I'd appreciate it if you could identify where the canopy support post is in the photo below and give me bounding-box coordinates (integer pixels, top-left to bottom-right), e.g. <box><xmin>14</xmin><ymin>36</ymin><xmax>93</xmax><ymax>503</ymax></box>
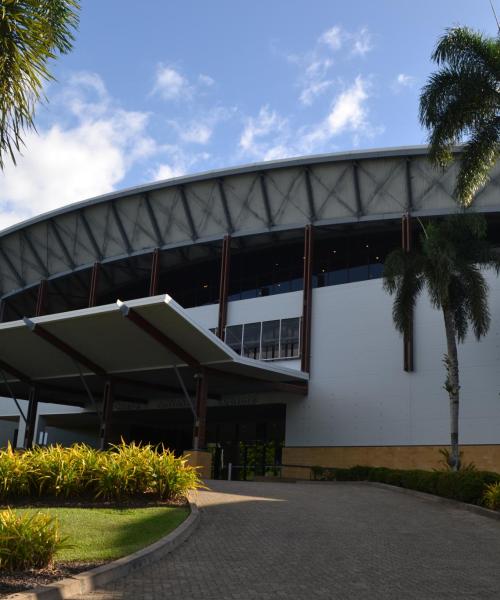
<box><xmin>193</xmin><ymin>368</ymin><xmax>207</xmax><ymax>450</ymax></box>
<box><xmin>35</xmin><ymin>279</ymin><xmax>48</xmax><ymax>316</ymax></box>
<box><xmin>88</xmin><ymin>262</ymin><xmax>100</xmax><ymax>308</ymax></box>
<box><xmin>100</xmin><ymin>380</ymin><xmax>113</xmax><ymax>450</ymax></box>
<box><xmin>24</xmin><ymin>387</ymin><xmax>38</xmax><ymax>448</ymax></box>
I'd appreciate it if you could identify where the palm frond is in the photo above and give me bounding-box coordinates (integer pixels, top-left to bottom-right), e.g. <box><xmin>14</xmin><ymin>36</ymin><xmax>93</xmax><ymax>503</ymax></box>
<box><xmin>432</xmin><ymin>27</ymin><xmax>500</xmax><ymax>75</ymax></box>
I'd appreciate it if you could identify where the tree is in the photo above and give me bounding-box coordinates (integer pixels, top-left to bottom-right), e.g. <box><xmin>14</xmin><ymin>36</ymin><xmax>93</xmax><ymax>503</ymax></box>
<box><xmin>0</xmin><ymin>0</ymin><xmax>80</xmax><ymax>169</ymax></box>
<box><xmin>419</xmin><ymin>26</ymin><xmax>500</xmax><ymax>206</ymax></box>
<box><xmin>383</xmin><ymin>214</ymin><xmax>500</xmax><ymax>470</ymax></box>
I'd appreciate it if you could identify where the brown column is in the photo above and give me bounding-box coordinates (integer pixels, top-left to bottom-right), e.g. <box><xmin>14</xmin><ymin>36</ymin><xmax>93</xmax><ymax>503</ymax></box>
<box><xmin>193</xmin><ymin>368</ymin><xmax>208</xmax><ymax>449</ymax></box>
<box><xmin>402</xmin><ymin>214</ymin><xmax>414</xmax><ymax>372</ymax></box>
<box><xmin>149</xmin><ymin>248</ymin><xmax>160</xmax><ymax>296</ymax></box>
<box><xmin>88</xmin><ymin>262</ymin><xmax>100</xmax><ymax>308</ymax></box>
<box><xmin>24</xmin><ymin>387</ymin><xmax>38</xmax><ymax>448</ymax></box>
<box><xmin>217</xmin><ymin>235</ymin><xmax>231</xmax><ymax>339</ymax></box>
<box><xmin>35</xmin><ymin>279</ymin><xmax>48</xmax><ymax>316</ymax></box>
<box><xmin>100</xmin><ymin>380</ymin><xmax>114</xmax><ymax>449</ymax></box>
<box><xmin>300</xmin><ymin>225</ymin><xmax>314</xmax><ymax>373</ymax></box>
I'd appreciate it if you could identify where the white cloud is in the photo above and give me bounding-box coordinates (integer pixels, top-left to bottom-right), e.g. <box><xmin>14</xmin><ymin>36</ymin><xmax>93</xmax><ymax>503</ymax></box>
<box><xmin>351</xmin><ymin>27</ymin><xmax>372</xmax><ymax>56</ymax></box>
<box><xmin>320</xmin><ymin>26</ymin><xmax>343</xmax><ymax>51</ymax></box>
<box><xmin>198</xmin><ymin>74</ymin><xmax>215</xmax><ymax>87</ymax></box>
<box><xmin>152</xmin><ymin>163</ymin><xmax>186</xmax><ymax>181</ymax></box>
<box><xmin>0</xmin><ymin>73</ymin><xmax>158</xmax><ymax>229</ymax></box>
<box><xmin>300</xmin><ymin>79</ymin><xmax>334</xmax><ymax>107</ymax></box>
<box><xmin>239</xmin><ymin>106</ymin><xmax>288</xmax><ymax>159</ymax></box>
<box><xmin>392</xmin><ymin>73</ymin><xmax>416</xmax><ymax>92</ymax></box>
<box><xmin>238</xmin><ymin>76</ymin><xmax>382</xmax><ymax>162</ymax></box>
<box><xmin>179</xmin><ymin>123</ymin><xmax>213</xmax><ymax>144</ymax></box>
<box><xmin>301</xmin><ymin>76</ymin><xmax>381</xmax><ymax>151</ymax></box>
<box><xmin>152</xmin><ymin>64</ymin><xmax>192</xmax><ymax>100</ymax></box>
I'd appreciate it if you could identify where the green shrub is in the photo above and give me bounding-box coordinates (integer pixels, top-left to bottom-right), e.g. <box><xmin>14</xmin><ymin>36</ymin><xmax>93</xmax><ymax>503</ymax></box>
<box><xmin>483</xmin><ymin>482</ymin><xmax>500</xmax><ymax>510</ymax></box>
<box><xmin>0</xmin><ymin>442</ymin><xmax>200</xmax><ymax>502</ymax></box>
<box><xmin>0</xmin><ymin>509</ymin><xmax>66</xmax><ymax>571</ymax></box>
<box><xmin>310</xmin><ymin>463</ymin><xmax>500</xmax><ymax>506</ymax></box>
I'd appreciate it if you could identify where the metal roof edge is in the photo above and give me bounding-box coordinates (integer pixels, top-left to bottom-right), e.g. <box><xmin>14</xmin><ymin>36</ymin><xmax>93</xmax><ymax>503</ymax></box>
<box><xmin>0</xmin><ymin>144</ymin><xmax>450</xmax><ymax>239</ymax></box>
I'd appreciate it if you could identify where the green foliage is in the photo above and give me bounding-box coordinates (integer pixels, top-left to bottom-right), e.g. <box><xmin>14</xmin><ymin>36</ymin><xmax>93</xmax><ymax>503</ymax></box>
<box><xmin>310</xmin><ymin>464</ymin><xmax>500</xmax><ymax>505</ymax></box>
<box><xmin>0</xmin><ymin>442</ymin><xmax>200</xmax><ymax>502</ymax></box>
<box><xmin>0</xmin><ymin>508</ymin><xmax>66</xmax><ymax>571</ymax></box>
<box><xmin>0</xmin><ymin>0</ymin><xmax>80</xmax><ymax>168</ymax></box>
<box><xmin>419</xmin><ymin>26</ymin><xmax>500</xmax><ymax>205</ymax></box>
<box><xmin>483</xmin><ymin>481</ymin><xmax>500</xmax><ymax>510</ymax></box>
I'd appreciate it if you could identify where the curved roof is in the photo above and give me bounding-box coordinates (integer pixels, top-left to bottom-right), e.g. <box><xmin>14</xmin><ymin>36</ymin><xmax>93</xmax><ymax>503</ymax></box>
<box><xmin>1</xmin><ymin>144</ymin><xmax>499</xmax><ymax>301</ymax></box>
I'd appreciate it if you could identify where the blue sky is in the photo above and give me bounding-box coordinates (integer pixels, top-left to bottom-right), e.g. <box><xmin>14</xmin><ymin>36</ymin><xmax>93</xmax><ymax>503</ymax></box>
<box><xmin>0</xmin><ymin>0</ymin><xmax>497</xmax><ymax>229</ymax></box>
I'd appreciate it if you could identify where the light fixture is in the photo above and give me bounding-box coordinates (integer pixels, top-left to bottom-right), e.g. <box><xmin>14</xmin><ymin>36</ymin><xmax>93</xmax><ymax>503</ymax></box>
<box><xmin>365</xmin><ymin>244</ymin><xmax>369</xmax><ymax>248</ymax></box>
<box><xmin>202</xmin><ymin>283</ymin><xmax>208</xmax><ymax>288</ymax></box>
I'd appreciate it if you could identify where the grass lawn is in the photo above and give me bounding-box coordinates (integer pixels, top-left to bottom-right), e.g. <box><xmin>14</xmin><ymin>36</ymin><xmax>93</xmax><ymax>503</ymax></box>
<box><xmin>16</xmin><ymin>506</ymin><xmax>189</xmax><ymax>562</ymax></box>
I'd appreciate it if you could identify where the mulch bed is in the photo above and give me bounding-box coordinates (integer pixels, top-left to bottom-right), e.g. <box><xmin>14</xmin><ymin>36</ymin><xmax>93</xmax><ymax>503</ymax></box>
<box><xmin>0</xmin><ymin>561</ymin><xmax>104</xmax><ymax>597</ymax></box>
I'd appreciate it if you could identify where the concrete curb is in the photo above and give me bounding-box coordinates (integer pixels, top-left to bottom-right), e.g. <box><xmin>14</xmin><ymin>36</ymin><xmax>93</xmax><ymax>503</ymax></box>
<box><xmin>5</xmin><ymin>496</ymin><xmax>200</xmax><ymax>600</ymax></box>
<box><xmin>302</xmin><ymin>479</ymin><xmax>500</xmax><ymax>523</ymax></box>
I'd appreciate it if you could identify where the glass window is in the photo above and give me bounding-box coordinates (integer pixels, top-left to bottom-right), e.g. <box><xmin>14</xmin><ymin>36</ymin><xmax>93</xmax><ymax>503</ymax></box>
<box><xmin>261</xmin><ymin>320</ymin><xmax>280</xmax><ymax>360</ymax></box>
<box><xmin>280</xmin><ymin>317</ymin><xmax>301</xmax><ymax>358</ymax></box>
<box><xmin>242</xmin><ymin>322</ymin><xmax>262</xmax><ymax>359</ymax></box>
<box><xmin>225</xmin><ymin>325</ymin><xmax>243</xmax><ymax>355</ymax></box>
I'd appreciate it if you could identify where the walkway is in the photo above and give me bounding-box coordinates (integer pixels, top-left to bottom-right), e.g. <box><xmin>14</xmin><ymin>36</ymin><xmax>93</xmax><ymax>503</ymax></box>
<box><xmin>77</xmin><ymin>480</ymin><xmax>500</xmax><ymax>600</ymax></box>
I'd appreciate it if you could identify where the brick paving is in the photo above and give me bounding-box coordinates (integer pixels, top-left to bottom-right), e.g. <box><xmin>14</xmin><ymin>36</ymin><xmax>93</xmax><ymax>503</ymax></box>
<box><xmin>75</xmin><ymin>480</ymin><xmax>500</xmax><ymax>599</ymax></box>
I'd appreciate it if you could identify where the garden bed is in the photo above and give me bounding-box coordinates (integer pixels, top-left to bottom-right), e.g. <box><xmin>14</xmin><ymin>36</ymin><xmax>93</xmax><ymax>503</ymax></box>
<box><xmin>0</xmin><ymin>504</ymin><xmax>189</xmax><ymax>597</ymax></box>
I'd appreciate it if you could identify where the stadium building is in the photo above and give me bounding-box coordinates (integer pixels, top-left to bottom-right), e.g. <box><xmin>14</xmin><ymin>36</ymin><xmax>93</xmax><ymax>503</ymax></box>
<box><xmin>1</xmin><ymin>145</ymin><xmax>500</xmax><ymax>477</ymax></box>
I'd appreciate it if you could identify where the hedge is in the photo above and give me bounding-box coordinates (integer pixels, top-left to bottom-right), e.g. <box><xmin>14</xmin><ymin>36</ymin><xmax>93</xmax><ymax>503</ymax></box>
<box><xmin>0</xmin><ymin>441</ymin><xmax>200</xmax><ymax>502</ymax></box>
<box><xmin>311</xmin><ymin>465</ymin><xmax>500</xmax><ymax>505</ymax></box>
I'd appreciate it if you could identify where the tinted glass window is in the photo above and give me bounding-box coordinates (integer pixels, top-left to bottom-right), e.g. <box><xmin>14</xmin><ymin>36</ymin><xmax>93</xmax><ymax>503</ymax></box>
<box><xmin>242</xmin><ymin>322</ymin><xmax>262</xmax><ymax>359</ymax></box>
<box><xmin>280</xmin><ymin>317</ymin><xmax>301</xmax><ymax>358</ymax></box>
<box><xmin>261</xmin><ymin>320</ymin><xmax>280</xmax><ymax>360</ymax></box>
<box><xmin>225</xmin><ymin>325</ymin><xmax>243</xmax><ymax>355</ymax></box>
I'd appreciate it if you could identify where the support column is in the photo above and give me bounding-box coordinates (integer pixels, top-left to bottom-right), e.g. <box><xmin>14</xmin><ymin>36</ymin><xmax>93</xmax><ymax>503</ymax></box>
<box><xmin>88</xmin><ymin>262</ymin><xmax>100</xmax><ymax>308</ymax></box>
<box><xmin>100</xmin><ymin>380</ymin><xmax>113</xmax><ymax>450</ymax></box>
<box><xmin>217</xmin><ymin>235</ymin><xmax>231</xmax><ymax>339</ymax></box>
<box><xmin>193</xmin><ymin>368</ymin><xmax>208</xmax><ymax>450</ymax></box>
<box><xmin>149</xmin><ymin>248</ymin><xmax>160</xmax><ymax>296</ymax></box>
<box><xmin>24</xmin><ymin>387</ymin><xmax>38</xmax><ymax>448</ymax></box>
<box><xmin>402</xmin><ymin>214</ymin><xmax>414</xmax><ymax>372</ymax></box>
<box><xmin>35</xmin><ymin>279</ymin><xmax>48</xmax><ymax>316</ymax></box>
<box><xmin>300</xmin><ymin>225</ymin><xmax>314</xmax><ymax>373</ymax></box>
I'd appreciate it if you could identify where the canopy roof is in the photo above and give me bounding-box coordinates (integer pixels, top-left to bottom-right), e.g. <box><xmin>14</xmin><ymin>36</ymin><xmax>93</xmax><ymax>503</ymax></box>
<box><xmin>0</xmin><ymin>295</ymin><xmax>308</xmax><ymax>406</ymax></box>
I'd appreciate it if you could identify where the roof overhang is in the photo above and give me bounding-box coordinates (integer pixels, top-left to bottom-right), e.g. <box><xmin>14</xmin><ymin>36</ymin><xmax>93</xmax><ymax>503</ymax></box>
<box><xmin>0</xmin><ymin>295</ymin><xmax>308</xmax><ymax>406</ymax></box>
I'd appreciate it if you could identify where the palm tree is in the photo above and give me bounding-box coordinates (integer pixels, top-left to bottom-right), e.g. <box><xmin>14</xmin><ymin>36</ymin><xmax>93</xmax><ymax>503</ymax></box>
<box><xmin>383</xmin><ymin>213</ymin><xmax>500</xmax><ymax>470</ymax></box>
<box><xmin>419</xmin><ymin>26</ymin><xmax>500</xmax><ymax>206</ymax></box>
<box><xmin>0</xmin><ymin>0</ymin><xmax>80</xmax><ymax>169</ymax></box>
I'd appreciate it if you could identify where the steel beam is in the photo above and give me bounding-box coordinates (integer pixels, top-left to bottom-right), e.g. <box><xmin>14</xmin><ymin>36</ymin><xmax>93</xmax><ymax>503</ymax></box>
<box><xmin>149</xmin><ymin>248</ymin><xmax>161</xmax><ymax>296</ymax></box>
<box><xmin>23</xmin><ymin>317</ymin><xmax>106</xmax><ymax>376</ymax></box>
<box><xmin>300</xmin><ymin>224</ymin><xmax>314</xmax><ymax>373</ymax></box>
<box><xmin>217</xmin><ymin>235</ymin><xmax>231</xmax><ymax>340</ymax></box>
<box><xmin>79</xmin><ymin>210</ymin><xmax>102</xmax><ymax>260</ymax></box>
<box><xmin>304</xmin><ymin>168</ymin><xmax>317</xmax><ymax>222</ymax></box>
<box><xmin>111</xmin><ymin>202</ymin><xmax>132</xmax><ymax>254</ymax></box>
<box><xmin>24</xmin><ymin>387</ymin><xmax>38</xmax><ymax>448</ymax></box>
<box><xmin>0</xmin><ymin>245</ymin><xmax>25</xmax><ymax>288</ymax></box>
<box><xmin>117</xmin><ymin>301</ymin><xmax>200</xmax><ymax>368</ymax></box>
<box><xmin>259</xmin><ymin>173</ymin><xmax>274</xmax><ymax>228</ymax></box>
<box><xmin>88</xmin><ymin>262</ymin><xmax>100</xmax><ymax>308</ymax></box>
<box><xmin>22</xmin><ymin>230</ymin><xmax>49</xmax><ymax>278</ymax></box>
<box><xmin>179</xmin><ymin>186</ymin><xmax>198</xmax><ymax>241</ymax></box>
<box><xmin>35</xmin><ymin>279</ymin><xmax>48</xmax><ymax>316</ymax></box>
<box><xmin>352</xmin><ymin>162</ymin><xmax>363</xmax><ymax>217</ymax></box>
<box><xmin>49</xmin><ymin>220</ymin><xmax>76</xmax><ymax>270</ymax></box>
<box><xmin>217</xmin><ymin>178</ymin><xmax>234</xmax><ymax>233</ymax></box>
<box><xmin>144</xmin><ymin>193</ymin><xmax>164</xmax><ymax>246</ymax></box>
<box><xmin>402</xmin><ymin>214</ymin><xmax>414</xmax><ymax>372</ymax></box>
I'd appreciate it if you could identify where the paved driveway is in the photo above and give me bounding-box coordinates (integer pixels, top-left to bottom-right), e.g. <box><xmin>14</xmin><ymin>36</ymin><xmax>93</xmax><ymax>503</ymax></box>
<box><xmin>78</xmin><ymin>480</ymin><xmax>500</xmax><ymax>600</ymax></box>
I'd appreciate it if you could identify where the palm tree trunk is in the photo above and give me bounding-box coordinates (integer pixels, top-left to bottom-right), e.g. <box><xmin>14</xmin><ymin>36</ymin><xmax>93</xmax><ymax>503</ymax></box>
<box><xmin>442</xmin><ymin>307</ymin><xmax>460</xmax><ymax>471</ymax></box>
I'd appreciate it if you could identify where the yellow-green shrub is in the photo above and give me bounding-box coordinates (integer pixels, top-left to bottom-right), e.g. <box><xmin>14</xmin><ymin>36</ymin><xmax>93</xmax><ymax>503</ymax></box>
<box><xmin>483</xmin><ymin>481</ymin><xmax>500</xmax><ymax>510</ymax></box>
<box><xmin>0</xmin><ymin>442</ymin><xmax>200</xmax><ymax>501</ymax></box>
<box><xmin>0</xmin><ymin>509</ymin><xmax>65</xmax><ymax>571</ymax></box>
